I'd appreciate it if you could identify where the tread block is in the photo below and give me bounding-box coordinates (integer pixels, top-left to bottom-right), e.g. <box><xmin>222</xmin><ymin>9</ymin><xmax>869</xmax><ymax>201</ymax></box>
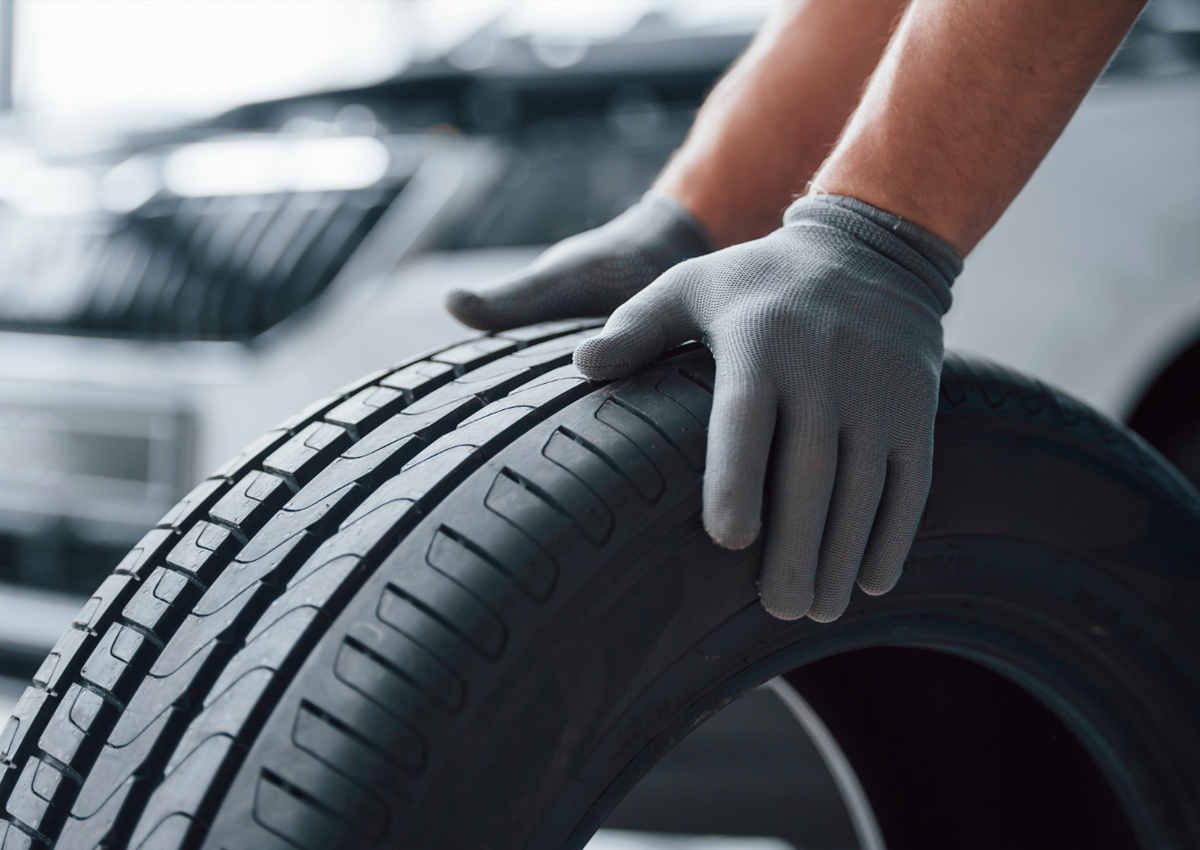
<box><xmin>81</xmin><ymin>624</ymin><xmax>152</xmax><ymax>702</ymax></box>
<box><xmin>38</xmin><ymin>685</ymin><xmax>117</xmax><ymax>772</ymax></box>
<box><xmin>485</xmin><ymin>469</ymin><xmax>590</xmax><ymax>551</ymax></box>
<box><xmin>200</xmin><ymin>609</ymin><xmax>318</xmax><ymax>725</ymax></box>
<box><xmin>251</xmin><ymin>771</ymin><xmax>347</xmax><ymax>850</ymax></box>
<box><xmin>495</xmin><ymin>317</ymin><xmax>603</xmax><ymax>344</ymax></box>
<box><xmin>553</xmin><ymin>418</ymin><xmax>663</xmax><ymax>503</ymax></box>
<box><xmin>209</xmin><ymin>471</ymin><xmax>292</xmax><ymax>541</ymax></box>
<box><xmin>165</xmin><ymin>522</ymin><xmax>237</xmax><ymax>586</ymax></box>
<box><xmin>431</xmin><ymin>336</ymin><xmax>517</xmax><ymax>372</ymax></box>
<box><xmin>443</xmin><ymin>336</ymin><xmax>584</xmax><ymax>399</ymax></box>
<box><xmin>166</xmin><ymin>670</ymin><xmax>274</xmax><ymax>778</ymax></box>
<box><xmin>377</xmin><ymin>574</ymin><xmax>505</xmax><ymax>662</ymax></box>
<box><xmin>192</xmin><ymin>535</ymin><xmax>312</xmax><ymax>626</ymax></box>
<box><xmin>0</xmin><ymin>821</ymin><xmax>35</xmax><ymax>850</ymax></box>
<box><xmin>122</xmin><ymin>568</ymin><xmax>200</xmax><ymax>641</ymax></box>
<box><xmin>334</xmin><ymin>389</ymin><xmax>481</xmax><ymax>463</ymax></box>
<box><xmin>302</xmin><ymin>497</ymin><xmax>419</xmax><ymax>579</ymax></box>
<box><xmin>263</xmin><ymin>422</ymin><xmax>352</xmax><ymax>490</ymax></box>
<box><xmin>1</xmin><ymin>686</ymin><xmax>48</xmax><ymax>768</ymax></box>
<box><xmin>33</xmin><ymin>629</ymin><xmax>88</xmax><ymax>695</ymax></box>
<box><xmin>507</xmin><ymin>328</ymin><xmax>593</xmax><ymax>362</ymax></box>
<box><xmin>334</xmin><ymin>633</ymin><xmax>447</xmax><ymax>717</ymax></box>
<box><xmin>607</xmin><ymin>383</ymin><xmax>706</xmax><ymax>471</ymax></box>
<box><xmin>429</xmin><ymin>519</ymin><xmax>556</xmax><ymax>602</ymax></box>
<box><xmin>209</xmin><ymin>429</ymin><xmax>289</xmax><ymax>481</ymax></box>
<box><xmin>496</xmin><ymin>364</ymin><xmax>587</xmax><ymax>405</ymax></box>
<box><xmin>655</xmin><ymin>369</ymin><xmax>714</xmax><ymax>425</ymax></box>
<box><xmin>343</xmin><ymin>619</ymin><xmax>465</xmax><ymax>711</ymax></box>
<box><xmin>5</xmin><ymin>757</ymin><xmax>74</xmax><ymax>836</ymax></box>
<box><xmin>250</xmin><ymin>557</ymin><xmax>362</xmax><ymax>645</ymax></box>
<box><xmin>463</xmin><ymin>373</ymin><xmax>589</xmax><ymax>425</ymax></box>
<box><xmin>115</xmin><ymin>529</ymin><xmax>179</xmax><ymax>580</ymax></box>
<box><xmin>420</xmin><ymin>527</ymin><xmax>520</xmax><ymax>614</ymax></box>
<box><xmin>73</xmin><ymin>573</ymin><xmax>136</xmax><ymax>636</ymax></box>
<box><xmin>503</xmin><ymin>458</ymin><xmax>615</xmax><ymax>545</ymax></box>
<box><xmin>128</xmin><ymin>735</ymin><xmax>234</xmax><ymax>850</ymax></box>
<box><xmin>445</xmin><ymin>361</ymin><xmax>538</xmax><ymax>403</ymax></box>
<box><xmin>379</xmin><ymin>360</ymin><xmax>455</xmax><ymax>402</ymax></box>
<box><xmin>61</xmin><ymin>772</ymin><xmax>138</xmax><ymax>847</ymax></box>
<box><xmin>193</xmin><ymin>484</ymin><xmax>361</xmax><ymax>619</ymax></box>
<box><xmin>129</xmin><ymin>812</ymin><xmax>192</xmax><ymax>850</ymax></box>
<box><xmin>155</xmin><ymin>478</ymin><xmax>228</xmax><ymax>532</ymax></box>
<box><xmin>595</xmin><ymin>396</ymin><xmax>692</xmax><ymax>478</ymax></box>
<box><xmin>340</xmin><ymin>442</ymin><xmax>483</xmax><ymax>531</ymax></box>
<box><xmin>258</xmin><ymin>753</ymin><xmax>391</xmax><ymax>843</ymax></box>
<box><xmin>450</xmin><ymin>353</ymin><xmax>533</xmax><ymax>386</ymax></box>
<box><xmin>413</xmin><ymin>395</ymin><xmax>567</xmax><ymax>473</ymax></box>
<box><xmin>389</xmin><ymin>379</ymin><xmax>486</xmax><ymax>423</ymax></box>
<box><xmin>443</xmin><ymin>329</ymin><xmax>588</xmax><ymax>394</ymax></box>
<box><xmin>323</xmin><ymin>386</ymin><xmax>406</xmax><ymax>440</ymax></box>
<box><xmin>292</xmin><ymin>699</ymin><xmax>424</xmax><ymax>782</ymax></box>
<box><xmin>110</xmin><ymin>647</ymin><xmax>215</xmax><ymax>749</ymax></box>
<box><xmin>149</xmin><ymin>584</ymin><xmax>263</xmax><ymax>681</ymax></box>
<box><xmin>284</xmin><ymin>431</ymin><xmax>419</xmax><ymax>514</ymax></box>
<box><xmin>543</xmin><ymin>429</ymin><xmax>641</xmax><ymax>516</ymax></box>
<box><xmin>334</xmin><ymin>421</ymin><xmax>427</xmax><ymax>467</ymax></box>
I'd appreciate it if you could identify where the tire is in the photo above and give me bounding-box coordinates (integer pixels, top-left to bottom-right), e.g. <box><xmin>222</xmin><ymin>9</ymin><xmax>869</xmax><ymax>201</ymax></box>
<box><xmin>1</xmin><ymin>319</ymin><xmax>1198</xmax><ymax>850</ymax></box>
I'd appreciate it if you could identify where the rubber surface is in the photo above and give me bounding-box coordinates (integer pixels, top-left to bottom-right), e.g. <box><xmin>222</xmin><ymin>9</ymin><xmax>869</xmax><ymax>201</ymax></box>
<box><xmin>1</xmin><ymin>320</ymin><xmax>1197</xmax><ymax>850</ymax></box>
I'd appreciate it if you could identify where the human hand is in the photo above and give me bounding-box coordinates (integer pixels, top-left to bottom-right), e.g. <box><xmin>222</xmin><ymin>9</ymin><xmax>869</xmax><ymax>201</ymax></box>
<box><xmin>445</xmin><ymin>192</ymin><xmax>713</xmax><ymax>332</ymax></box>
<box><xmin>573</xmin><ymin>195</ymin><xmax>961</xmax><ymax>621</ymax></box>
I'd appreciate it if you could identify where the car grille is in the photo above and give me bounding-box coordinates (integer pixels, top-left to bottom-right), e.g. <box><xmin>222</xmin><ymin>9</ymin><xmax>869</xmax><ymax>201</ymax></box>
<box><xmin>0</xmin><ymin>183</ymin><xmax>402</xmax><ymax>342</ymax></box>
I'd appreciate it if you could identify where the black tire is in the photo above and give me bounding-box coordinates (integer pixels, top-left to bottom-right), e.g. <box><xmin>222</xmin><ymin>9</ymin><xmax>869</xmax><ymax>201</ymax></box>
<box><xmin>1</xmin><ymin>319</ymin><xmax>1198</xmax><ymax>850</ymax></box>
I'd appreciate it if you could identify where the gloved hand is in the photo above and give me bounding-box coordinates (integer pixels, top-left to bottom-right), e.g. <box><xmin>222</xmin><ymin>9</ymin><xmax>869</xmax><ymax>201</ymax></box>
<box><xmin>574</xmin><ymin>195</ymin><xmax>961</xmax><ymax>622</ymax></box>
<box><xmin>445</xmin><ymin>191</ymin><xmax>714</xmax><ymax>331</ymax></box>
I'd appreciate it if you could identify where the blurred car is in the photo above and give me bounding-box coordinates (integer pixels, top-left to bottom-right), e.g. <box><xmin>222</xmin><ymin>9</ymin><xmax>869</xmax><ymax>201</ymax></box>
<box><xmin>0</xmin><ymin>4</ymin><xmax>1196</xmax><ymax>845</ymax></box>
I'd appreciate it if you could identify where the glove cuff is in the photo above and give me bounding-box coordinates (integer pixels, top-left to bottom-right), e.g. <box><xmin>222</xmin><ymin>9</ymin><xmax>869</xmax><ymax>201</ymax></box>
<box><xmin>783</xmin><ymin>194</ymin><xmax>961</xmax><ymax>313</ymax></box>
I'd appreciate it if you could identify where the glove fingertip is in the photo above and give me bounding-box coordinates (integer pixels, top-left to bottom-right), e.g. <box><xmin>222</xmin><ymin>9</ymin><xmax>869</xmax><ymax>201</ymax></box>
<box><xmin>444</xmin><ymin>289</ymin><xmax>496</xmax><ymax>331</ymax></box>
<box><xmin>856</xmin><ymin>563</ymin><xmax>902</xmax><ymax>596</ymax></box>
<box><xmin>573</xmin><ymin>330</ymin><xmax>661</xmax><ymax>380</ymax></box>
<box><xmin>760</xmin><ymin>590</ymin><xmax>810</xmax><ymax>622</ymax></box>
<box><xmin>702</xmin><ymin>512</ymin><xmax>761</xmax><ymax>551</ymax></box>
<box><xmin>805</xmin><ymin>599</ymin><xmax>850</xmax><ymax>624</ymax></box>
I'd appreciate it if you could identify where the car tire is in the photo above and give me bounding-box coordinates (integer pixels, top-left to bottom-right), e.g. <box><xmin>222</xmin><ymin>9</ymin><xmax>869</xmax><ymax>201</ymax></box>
<box><xmin>1</xmin><ymin>319</ymin><xmax>1197</xmax><ymax>850</ymax></box>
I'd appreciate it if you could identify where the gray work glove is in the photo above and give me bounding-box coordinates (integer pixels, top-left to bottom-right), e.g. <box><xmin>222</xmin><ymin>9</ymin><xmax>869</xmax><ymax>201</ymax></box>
<box><xmin>574</xmin><ymin>195</ymin><xmax>961</xmax><ymax>622</ymax></box>
<box><xmin>445</xmin><ymin>191</ymin><xmax>714</xmax><ymax>331</ymax></box>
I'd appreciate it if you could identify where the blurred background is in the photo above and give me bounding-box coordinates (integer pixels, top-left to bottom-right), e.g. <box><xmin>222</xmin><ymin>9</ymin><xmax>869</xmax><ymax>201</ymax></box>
<box><xmin>0</xmin><ymin>1</ymin><xmax>1195</xmax><ymax>846</ymax></box>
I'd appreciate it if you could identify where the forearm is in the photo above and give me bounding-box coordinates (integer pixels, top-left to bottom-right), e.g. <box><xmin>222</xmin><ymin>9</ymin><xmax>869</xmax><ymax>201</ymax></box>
<box><xmin>655</xmin><ymin>0</ymin><xmax>907</xmax><ymax>248</ymax></box>
<box><xmin>813</xmin><ymin>0</ymin><xmax>1146</xmax><ymax>255</ymax></box>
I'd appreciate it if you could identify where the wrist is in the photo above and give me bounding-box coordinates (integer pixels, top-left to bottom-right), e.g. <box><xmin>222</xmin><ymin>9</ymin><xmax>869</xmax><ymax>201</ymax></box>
<box><xmin>783</xmin><ymin>193</ymin><xmax>961</xmax><ymax>314</ymax></box>
<box><xmin>654</xmin><ymin>156</ymin><xmax>791</xmax><ymax>250</ymax></box>
<box><xmin>810</xmin><ymin>159</ymin><xmax>971</xmax><ymax>256</ymax></box>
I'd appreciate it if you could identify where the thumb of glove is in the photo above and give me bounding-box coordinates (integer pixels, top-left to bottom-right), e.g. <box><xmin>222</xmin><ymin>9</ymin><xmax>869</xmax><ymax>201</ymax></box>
<box><xmin>573</xmin><ymin>279</ymin><xmax>696</xmax><ymax>380</ymax></box>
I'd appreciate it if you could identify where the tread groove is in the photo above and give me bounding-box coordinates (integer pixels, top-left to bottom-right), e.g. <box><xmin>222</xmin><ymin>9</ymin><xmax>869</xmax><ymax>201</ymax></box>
<box><xmin>431</xmin><ymin>525</ymin><xmax>544</xmax><ymax>603</ymax></box>
<box><xmin>495</xmin><ymin>467</ymin><xmax>576</xmax><ymax>524</ymax></box>
<box><xmin>608</xmin><ymin>395</ymin><xmax>698</xmax><ymax>468</ymax></box>
<box><xmin>554</xmin><ymin>426</ymin><xmax>652</xmax><ymax>503</ymax></box>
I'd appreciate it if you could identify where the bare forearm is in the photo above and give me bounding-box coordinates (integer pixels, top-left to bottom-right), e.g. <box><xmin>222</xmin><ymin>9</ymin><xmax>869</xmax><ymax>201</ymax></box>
<box><xmin>656</xmin><ymin>0</ymin><xmax>907</xmax><ymax>248</ymax></box>
<box><xmin>814</xmin><ymin>0</ymin><xmax>1146</xmax><ymax>254</ymax></box>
